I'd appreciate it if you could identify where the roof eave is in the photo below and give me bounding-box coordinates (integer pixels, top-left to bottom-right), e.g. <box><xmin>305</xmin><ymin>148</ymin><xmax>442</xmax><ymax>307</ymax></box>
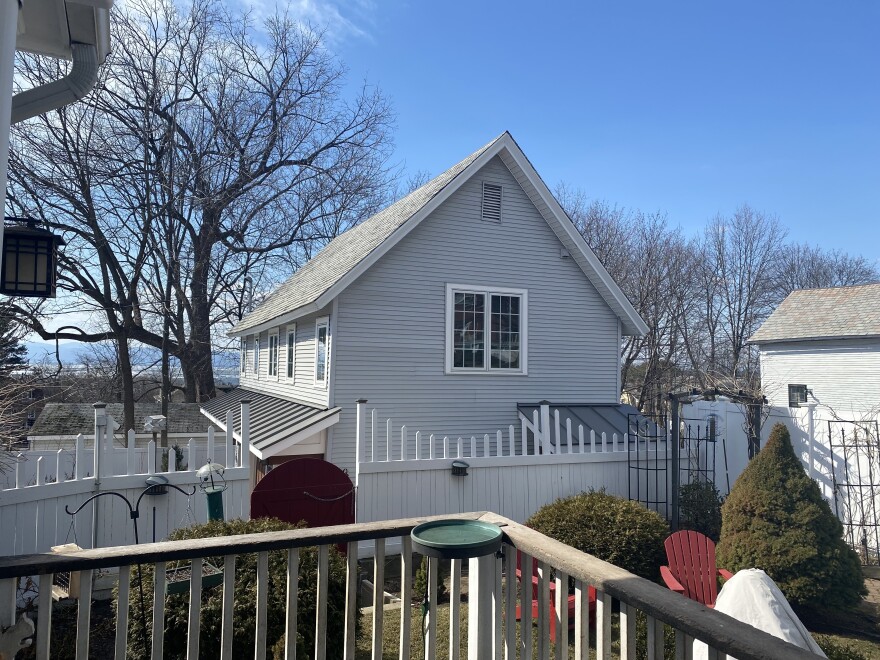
<box><xmin>750</xmin><ymin>333</ymin><xmax>880</xmax><ymax>346</ymax></box>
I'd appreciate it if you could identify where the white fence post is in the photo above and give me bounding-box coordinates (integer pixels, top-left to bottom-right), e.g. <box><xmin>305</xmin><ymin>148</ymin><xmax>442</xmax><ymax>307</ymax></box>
<box><xmin>36</xmin><ymin>456</ymin><xmax>44</xmax><ymax>486</ymax></box>
<box><xmin>225</xmin><ymin>409</ymin><xmax>235</xmax><ymax>467</ymax></box>
<box><xmin>93</xmin><ymin>402</ymin><xmax>106</xmax><ymax>482</ymax></box>
<box><xmin>147</xmin><ymin>440</ymin><xmax>156</xmax><ymax>474</ymax></box>
<box><xmin>126</xmin><ymin>430</ymin><xmax>136</xmax><ymax>475</ymax></box>
<box><xmin>540</xmin><ymin>401</ymin><xmax>551</xmax><ymax>454</ymax></box>
<box><xmin>240</xmin><ymin>400</ymin><xmax>251</xmax><ymax>470</ymax></box>
<box><xmin>188</xmin><ymin>438</ymin><xmax>196</xmax><ymax>472</ymax></box>
<box><xmin>15</xmin><ymin>453</ymin><xmax>23</xmax><ymax>489</ymax></box>
<box><xmin>75</xmin><ymin>434</ymin><xmax>85</xmax><ymax>480</ymax></box>
<box><xmin>400</xmin><ymin>426</ymin><xmax>407</xmax><ymax>461</ymax></box>
<box><xmin>355</xmin><ymin>400</ymin><xmax>367</xmax><ymax>486</ymax></box>
<box><xmin>207</xmin><ymin>426</ymin><xmax>215</xmax><ymax>464</ymax></box>
<box><xmin>56</xmin><ymin>448</ymin><xmax>63</xmax><ymax>483</ymax></box>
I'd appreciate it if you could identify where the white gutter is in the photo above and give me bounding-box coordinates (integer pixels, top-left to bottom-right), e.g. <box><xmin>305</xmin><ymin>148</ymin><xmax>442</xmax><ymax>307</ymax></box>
<box><xmin>11</xmin><ymin>41</ymin><xmax>99</xmax><ymax>125</ymax></box>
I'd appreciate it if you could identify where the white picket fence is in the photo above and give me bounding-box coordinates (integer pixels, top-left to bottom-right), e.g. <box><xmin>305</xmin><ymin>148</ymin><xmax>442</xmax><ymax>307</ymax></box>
<box><xmin>354</xmin><ymin>401</ymin><xmax>669</xmax><ymax>527</ymax></box>
<box><xmin>0</xmin><ymin>404</ymin><xmax>254</xmax><ymax>557</ymax></box>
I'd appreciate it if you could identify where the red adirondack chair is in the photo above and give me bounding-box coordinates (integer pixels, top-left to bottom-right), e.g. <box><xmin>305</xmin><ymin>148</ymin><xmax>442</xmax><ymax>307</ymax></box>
<box><xmin>514</xmin><ymin>551</ymin><xmax>596</xmax><ymax>641</ymax></box>
<box><xmin>661</xmin><ymin>530</ymin><xmax>733</xmax><ymax>608</ymax></box>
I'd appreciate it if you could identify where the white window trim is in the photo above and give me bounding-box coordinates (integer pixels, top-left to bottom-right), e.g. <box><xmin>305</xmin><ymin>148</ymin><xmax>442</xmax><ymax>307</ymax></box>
<box><xmin>286</xmin><ymin>325</ymin><xmax>296</xmax><ymax>381</ymax></box>
<box><xmin>239</xmin><ymin>338</ymin><xmax>246</xmax><ymax>375</ymax></box>
<box><xmin>445</xmin><ymin>283</ymin><xmax>528</xmax><ymax>375</ymax></box>
<box><xmin>314</xmin><ymin>316</ymin><xmax>330</xmax><ymax>387</ymax></box>
<box><xmin>267</xmin><ymin>330</ymin><xmax>279</xmax><ymax>380</ymax></box>
<box><xmin>253</xmin><ymin>335</ymin><xmax>260</xmax><ymax>378</ymax></box>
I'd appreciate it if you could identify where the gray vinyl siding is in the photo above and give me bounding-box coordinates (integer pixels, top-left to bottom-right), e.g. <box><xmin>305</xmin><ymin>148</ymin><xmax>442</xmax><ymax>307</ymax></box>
<box><xmin>238</xmin><ymin>304</ymin><xmax>332</xmax><ymax>408</ymax></box>
<box><xmin>330</xmin><ymin>156</ymin><xmax>620</xmax><ymax>474</ymax></box>
<box><xmin>759</xmin><ymin>338</ymin><xmax>880</xmax><ymax>416</ymax></box>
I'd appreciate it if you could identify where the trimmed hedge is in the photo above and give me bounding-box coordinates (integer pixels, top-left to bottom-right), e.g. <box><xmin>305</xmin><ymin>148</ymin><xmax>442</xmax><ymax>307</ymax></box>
<box><xmin>526</xmin><ymin>490</ymin><xmax>669</xmax><ymax>580</ymax></box>
<box><xmin>716</xmin><ymin>423</ymin><xmax>865</xmax><ymax>612</ymax></box>
<box><xmin>118</xmin><ymin>518</ymin><xmax>355</xmax><ymax>659</ymax></box>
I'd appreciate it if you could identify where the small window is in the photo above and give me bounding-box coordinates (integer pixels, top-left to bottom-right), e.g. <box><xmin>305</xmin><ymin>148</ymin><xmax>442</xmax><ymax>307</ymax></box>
<box><xmin>788</xmin><ymin>384</ymin><xmax>808</xmax><ymax>408</ymax></box>
<box><xmin>286</xmin><ymin>326</ymin><xmax>296</xmax><ymax>380</ymax></box>
<box><xmin>481</xmin><ymin>183</ymin><xmax>502</xmax><ymax>222</ymax></box>
<box><xmin>268</xmin><ymin>332</ymin><xmax>279</xmax><ymax>378</ymax></box>
<box><xmin>315</xmin><ymin>317</ymin><xmax>330</xmax><ymax>386</ymax></box>
<box><xmin>239</xmin><ymin>338</ymin><xmax>246</xmax><ymax>375</ymax></box>
<box><xmin>253</xmin><ymin>336</ymin><xmax>260</xmax><ymax>376</ymax></box>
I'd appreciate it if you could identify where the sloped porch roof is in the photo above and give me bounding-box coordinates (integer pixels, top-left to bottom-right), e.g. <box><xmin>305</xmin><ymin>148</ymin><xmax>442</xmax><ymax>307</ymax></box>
<box><xmin>200</xmin><ymin>387</ymin><xmax>340</xmax><ymax>460</ymax></box>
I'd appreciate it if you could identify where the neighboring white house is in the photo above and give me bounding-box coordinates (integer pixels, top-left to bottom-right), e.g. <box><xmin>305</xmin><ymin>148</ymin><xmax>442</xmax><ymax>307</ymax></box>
<box><xmin>750</xmin><ymin>283</ymin><xmax>880</xmax><ymax>419</ymax></box>
<box><xmin>202</xmin><ymin>132</ymin><xmax>648</xmax><ymax>482</ymax></box>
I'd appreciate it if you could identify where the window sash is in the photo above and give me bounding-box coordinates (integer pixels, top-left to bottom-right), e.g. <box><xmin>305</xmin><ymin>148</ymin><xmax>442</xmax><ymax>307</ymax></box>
<box><xmin>286</xmin><ymin>329</ymin><xmax>296</xmax><ymax>379</ymax></box>
<box><xmin>268</xmin><ymin>334</ymin><xmax>279</xmax><ymax>377</ymax></box>
<box><xmin>239</xmin><ymin>339</ymin><xmax>246</xmax><ymax>374</ymax></box>
<box><xmin>315</xmin><ymin>319</ymin><xmax>329</xmax><ymax>385</ymax></box>
<box><xmin>253</xmin><ymin>337</ymin><xmax>260</xmax><ymax>375</ymax></box>
<box><xmin>449</xmin><ymin>287</ymin><xmax>524</xmax><ymax>372</ymax></box>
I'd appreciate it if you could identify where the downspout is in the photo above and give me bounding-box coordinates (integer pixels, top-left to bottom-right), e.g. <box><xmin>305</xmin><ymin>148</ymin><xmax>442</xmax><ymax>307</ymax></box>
<box><xmin>11</xmin><ymin>41</ymin><xmax>98</xmax><ymax>125</ymax></box>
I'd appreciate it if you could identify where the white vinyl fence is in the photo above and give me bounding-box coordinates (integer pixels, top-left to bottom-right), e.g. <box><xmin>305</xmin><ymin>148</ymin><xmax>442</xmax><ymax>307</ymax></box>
<box><xmin>0</xmin><ymin>404</ymin><xmax>254</xmax><ymax>557</ymax></box>
<box><xmin>354</xmin><ymin>401</ymin><xmax>670</xmax><ymax>526</ymax></box>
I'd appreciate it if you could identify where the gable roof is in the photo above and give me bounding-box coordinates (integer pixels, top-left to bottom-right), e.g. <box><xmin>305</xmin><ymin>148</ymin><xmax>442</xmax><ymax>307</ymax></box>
<box><xmin>29</xmin><ymin>403</ymin><xmax>209</xmax><ymax>437</ymax></box>
<box><xmin>749</xmin><ymin>283</ymin><xmax>880</xmax><ymax>345</ymax></box>
<box><xmin>232</xmin><ymin>132</ymin><xmax>647</xmax><ymax>337</ymax></box>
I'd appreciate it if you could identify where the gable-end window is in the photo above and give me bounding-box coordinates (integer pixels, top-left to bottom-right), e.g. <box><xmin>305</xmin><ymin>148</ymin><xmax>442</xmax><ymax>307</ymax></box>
<box><xmin>286</xmin><ymin>326</ymin><xmax>296</xmax><ymax>380</ymax></box>
<box><xmin>253</xmin><ymin>336</ymin><xmax>260</xmax><ymax>376</ymax></box>
<box><xmin>268</xmin><ymin>331</ymin><xmax>279</xmax><ymax>378</ymax></box>
<box><xmin>481</xmin><ymin>182</ymin><xmax>502</xmax><ymax>222</ymax></box>
<box><xmin>239</xmin><ymin>338</ymin><xmax>246</xmax><ymax>375</ymax></box>
<box><xmin>314</xmin><ymin>317</ymin><xmax>330</xmax><ymax>386</ymax></box>
<box><xmin>445</xmin><ymin>284</ymin><xmax>527</xmax><ymax>374</ymax></box>
<box><xmin>788</xmin><ymin>384</ymin><xmax>808</xmax><ymax>408</ymax></box>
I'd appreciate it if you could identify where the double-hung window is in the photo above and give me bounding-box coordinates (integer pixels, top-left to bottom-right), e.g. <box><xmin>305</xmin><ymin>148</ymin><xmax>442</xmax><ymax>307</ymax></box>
<box><xmin>445</xmin><ymin>284</ymin><xmax>527</xmax><ymax>374</ymax></box>
<box><xmin>286</xmin><ymin>326</ymin><xmax>296</xmax><ymax>380</ymax></box>
<box><xmin>268</xmin><ymin>331</ymin><xmax>279</xmax><ymax>378</ymax></box>
<box><xmin>314</xmin><ymin>317</ymin><xmax>330</xmax><ymax>386</ymax></box>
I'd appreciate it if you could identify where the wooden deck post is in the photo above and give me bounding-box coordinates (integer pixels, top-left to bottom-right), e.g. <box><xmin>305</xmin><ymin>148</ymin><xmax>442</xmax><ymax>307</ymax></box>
<box><xmin>468</xmin><ymin>553</ymin><xmax>497</xmax><ymax>660</ymax></box>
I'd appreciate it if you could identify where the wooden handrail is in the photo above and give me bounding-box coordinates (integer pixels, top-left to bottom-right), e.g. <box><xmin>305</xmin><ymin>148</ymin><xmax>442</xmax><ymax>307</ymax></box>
<box><xmin>0</xmin><ymin>512</ymin><xmax>486</xmax><ymax>578</ymax></box>
<box><xmin>482</xmin><ymin>512</ymin><xmax>822</xmax><ymax>660</ymax></box>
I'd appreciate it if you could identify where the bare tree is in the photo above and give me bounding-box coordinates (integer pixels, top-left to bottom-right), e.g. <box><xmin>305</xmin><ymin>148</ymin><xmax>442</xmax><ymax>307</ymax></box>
<box><xmin>8</xmin><ymin>0</ymin><xmax>394</xmax><ymax>425</ymax></box>
<box><xmin>773</xmin><ymin>243</ymin><xmax>879</xmax><ymax>300</ymax></box>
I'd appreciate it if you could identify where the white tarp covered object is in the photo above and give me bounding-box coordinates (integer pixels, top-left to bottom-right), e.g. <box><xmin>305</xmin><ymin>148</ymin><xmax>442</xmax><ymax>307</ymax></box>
<box><xmin>693</xmin><ymin>569</ymin><xmax>826</xmax><ymax>659</ymax></box>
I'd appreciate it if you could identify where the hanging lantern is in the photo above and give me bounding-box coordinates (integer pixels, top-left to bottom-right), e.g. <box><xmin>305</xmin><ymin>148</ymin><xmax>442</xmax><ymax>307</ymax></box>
<box><xmin>1</xmin><ymin>220</ymin><xmax>65</xmax><ymax>298</ymax></box>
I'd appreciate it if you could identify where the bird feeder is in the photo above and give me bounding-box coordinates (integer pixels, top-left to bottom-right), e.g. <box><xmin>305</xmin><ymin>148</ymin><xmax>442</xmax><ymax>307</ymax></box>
<box><xmin>411</xmin><ymin>519</ymin><xmax>502</xmax><ymax>560</ymax></box>
<box><xmin>197</xmin><ymin>462</ymin><xmax>227</xmax><ymax>521</ymax></box>
<box><xmin>0</xmin><ymin>220</ymin><xmax>65</xmax><ymax>298</ymax></box>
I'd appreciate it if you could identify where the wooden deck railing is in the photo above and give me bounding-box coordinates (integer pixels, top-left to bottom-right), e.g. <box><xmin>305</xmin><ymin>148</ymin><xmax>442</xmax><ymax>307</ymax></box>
<box><xmin>0</xmin><ymin>512</ymin><xmax>820</xmax><ymax>660</ymax></box>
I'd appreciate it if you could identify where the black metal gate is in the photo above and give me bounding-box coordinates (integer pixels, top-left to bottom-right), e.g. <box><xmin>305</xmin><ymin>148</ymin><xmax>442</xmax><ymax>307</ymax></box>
<box><xmin>678</xmin><ymin>415</ymin><xmax>731</xmax><ymax>496</ymax></box>
<box><xmin>828</xmin><ymin>419</ymin><xmax>880</xmax><ymax>564</ymax></box>
<box><xmin>627</xmin><ymin>413</ymin><xmax>670</xmax><ymax>520</ymax></box>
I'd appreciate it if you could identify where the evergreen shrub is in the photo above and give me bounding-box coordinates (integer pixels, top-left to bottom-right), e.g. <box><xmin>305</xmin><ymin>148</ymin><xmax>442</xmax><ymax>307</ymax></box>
<box><xmin>716</xmin><ymin>423</ymin><xmax>865</xmax><ymax>612</ymax></box>
<box><xmin>525</xmin><ymin>490</ymin><xmax>669</xmax><ymax>580</ymax></box>
<box><xmin>679</xmin><ymin>479</ymin><xmax>723</xmax><ymax>541</ymax></box>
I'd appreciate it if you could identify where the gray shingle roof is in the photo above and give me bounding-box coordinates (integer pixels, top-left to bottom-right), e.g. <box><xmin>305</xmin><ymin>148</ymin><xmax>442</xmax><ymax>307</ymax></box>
<box><xmin>233</xmin><ymin>134</ymin><xmax>504</xmax><ymax>334</ymax></box>
<box><xmin>749</xmin><ymin>283</ymin><xmax>880</xmax><ymax>344</ymax></box>
<box><xmin>29</xmin><ymin>403</ymin><xmax>210</xmax><ymax>436</ymax></box>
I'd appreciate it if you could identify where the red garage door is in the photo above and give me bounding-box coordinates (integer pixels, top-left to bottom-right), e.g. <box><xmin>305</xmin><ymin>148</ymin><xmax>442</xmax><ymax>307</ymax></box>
<box><xmin>250</xmin><ymin>457</ymin><xmax>355</xmax><ymax>530</ymax></box>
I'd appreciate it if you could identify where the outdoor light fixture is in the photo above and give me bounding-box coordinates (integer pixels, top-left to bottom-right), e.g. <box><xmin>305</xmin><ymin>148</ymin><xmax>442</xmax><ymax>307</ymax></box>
<box><xmin>451</xmin><ymin>460</ymin><xmax>469</xmax><ymax>477</ymax></box>
<box><xmin>0</xmin><ymin>219</ymin><xmax>65</xmax><ymax>298</ymax></box>
<box><xmin>197</xmin><ymin>462</ymin><xmax>228</xmax><ymax>521</ymax></box>
<box><xmin>145</xmin><ymin>474</ymin><xmax>169</xmax><ymax>495</ymax></box>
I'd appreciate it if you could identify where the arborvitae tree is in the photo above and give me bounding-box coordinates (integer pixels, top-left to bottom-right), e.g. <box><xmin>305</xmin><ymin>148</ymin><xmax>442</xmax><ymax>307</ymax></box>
<box><xmin>716</xmin><ymin>423</ymin><xmax>865</xmax><ymax>612</ymax></box>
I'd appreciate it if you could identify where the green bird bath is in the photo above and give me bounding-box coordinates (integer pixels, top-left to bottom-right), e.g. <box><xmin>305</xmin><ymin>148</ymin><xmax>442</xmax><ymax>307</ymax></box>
<box><xmin>410</xmin><ymin>519</ymin><xmax>503</xmax><ymax>560</ymax></box>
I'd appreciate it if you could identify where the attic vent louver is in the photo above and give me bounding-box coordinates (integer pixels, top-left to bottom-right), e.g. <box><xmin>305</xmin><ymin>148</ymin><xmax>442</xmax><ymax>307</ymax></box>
<box><xmin>481</xmin><ymin>183</ymin><xmax>502</xmax><ymax>223</ymax></box>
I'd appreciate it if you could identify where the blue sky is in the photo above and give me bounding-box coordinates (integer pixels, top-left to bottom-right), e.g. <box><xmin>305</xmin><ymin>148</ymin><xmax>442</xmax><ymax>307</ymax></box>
<box><xmin>299</xmin><ymin>0</ymin><xmax>879</xmax><ymax>257</ymax></box>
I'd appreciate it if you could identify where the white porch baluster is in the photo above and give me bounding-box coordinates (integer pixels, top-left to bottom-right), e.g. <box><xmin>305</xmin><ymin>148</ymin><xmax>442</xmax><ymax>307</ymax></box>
<box><xmin>315</xmin><ymin>545</ymin><xmax>329</xmax><ymax>660</ymax></box>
